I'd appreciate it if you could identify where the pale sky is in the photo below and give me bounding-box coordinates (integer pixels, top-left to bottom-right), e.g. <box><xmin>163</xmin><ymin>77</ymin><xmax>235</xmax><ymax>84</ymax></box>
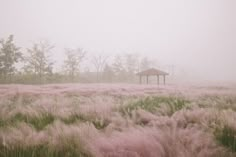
<box><xmin>0</xmin><ymin>0</ymin><xmax>235</xmax><ymax>82</ymax></box>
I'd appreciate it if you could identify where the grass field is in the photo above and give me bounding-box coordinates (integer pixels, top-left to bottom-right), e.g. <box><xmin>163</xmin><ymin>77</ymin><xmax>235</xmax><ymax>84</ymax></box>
<box><xmin>0</xmin><ymin>84</ymin><xmax>236</xmax><ymax>157</ymax></box>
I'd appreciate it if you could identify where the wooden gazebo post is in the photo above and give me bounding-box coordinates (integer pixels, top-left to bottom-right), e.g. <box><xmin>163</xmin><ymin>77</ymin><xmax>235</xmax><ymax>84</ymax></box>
<box><xmin>146</xmin><ymin>75</ymin><xmax>149</xmax><ymax>84</ymax></box>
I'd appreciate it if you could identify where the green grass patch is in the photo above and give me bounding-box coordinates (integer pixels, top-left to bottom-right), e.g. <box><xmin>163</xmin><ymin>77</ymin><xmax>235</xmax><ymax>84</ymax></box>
<box><xmin>0</xmin><ymin>113</ymin><xmax>109</xmax><ymax>130</ymax></box>
<box><xmin>61</xmin><ymin>114</ymin><xmax>109</xmax><ymax>130</ymax></box>
<box><xmin>0</xmin><ymin>145</ymin><xmax>91</xmax><ymax>157</ymax></box>
<box><xmin>91</xmin><ymin>118</ymin><xmax>110</xmax><ymax>130</ymax></box>
<box><xmin>61</xmin><ymin>114</ymin><xmax>87</xmax><ymax>124</ymax></box>
<box><xmin>215</xmin><ymin>125</ymin><xmax>236</xmax><ymax>152</ymax></box>
<box><xmin>120</xmin><ymin>96</ymin><xmax>190</xmax><ymax>116</ymax></box>
<box><xmin>0</xmin><ymin>113</ymin><xmax>55</xmax><ymax>130</ymax></box>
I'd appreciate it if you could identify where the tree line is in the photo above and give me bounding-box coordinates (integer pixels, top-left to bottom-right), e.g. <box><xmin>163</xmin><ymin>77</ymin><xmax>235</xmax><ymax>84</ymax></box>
<box><xmin>0</xmin><ymin>35</ymin><xmax>154</xmax><ymax>84</ymax></box>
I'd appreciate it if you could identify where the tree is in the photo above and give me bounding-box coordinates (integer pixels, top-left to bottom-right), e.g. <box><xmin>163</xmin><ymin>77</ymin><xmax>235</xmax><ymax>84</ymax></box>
<box><xmin>112</xmin><ymin>55</ymin><xmax>125</xmax><ymax>82</ymax></box>
<box><xmin>124</xmin><ymin>53</ymin><xmax>139</xmax><ymax>74</ymax></box>
<box><xmin>63</xmin><ymin>48</ymin><xmax>86</xmax><ymax>81</ymax></box>
<box><xmin>91</xmin><ymin>54</ymin><xmax>108</xmax><ymax>82</ymax></box>
<box><xmin>123</xmin><ymin>53</ymin><xmax>139</xmax><ymax>82</ymax></box>
<box><xmin>103</xmin><ymin>64</ymin><xmax>114</xmax><ymax>82</ymax></box>
<box><xmin>140</xmin><ymin>57</ymin><xmax>151</xmax><ymax>71</ymax></box>
<box><xmin>0</xmin><ymin>35</ymin><xmax>22</xmax><ymax>82</ymax></box>
<box><xmin>24</xmin><ymin>41</ymin><xmax>54</xmax><ymax>83</ymax></box>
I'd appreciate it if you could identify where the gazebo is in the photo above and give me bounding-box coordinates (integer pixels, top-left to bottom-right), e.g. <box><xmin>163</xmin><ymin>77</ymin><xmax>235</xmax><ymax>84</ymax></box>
<box><xmin>136</xmin><ymin>68</ymin><xmax>168</xmax><ymax>85</ymax></box>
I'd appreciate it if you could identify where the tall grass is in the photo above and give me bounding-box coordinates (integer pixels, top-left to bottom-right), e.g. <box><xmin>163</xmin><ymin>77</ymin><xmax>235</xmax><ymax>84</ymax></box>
<box><xmin>0</xmin><ymin>84</ymin><xmax>236</xmax><ymax>157</ymax></box>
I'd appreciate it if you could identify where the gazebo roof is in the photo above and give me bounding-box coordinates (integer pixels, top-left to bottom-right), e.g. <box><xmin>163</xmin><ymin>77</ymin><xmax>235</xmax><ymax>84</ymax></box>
<box><xmin>137</xmin><ymin>68</ymin><xmax>168</xmax><ymax>76</ymax></box>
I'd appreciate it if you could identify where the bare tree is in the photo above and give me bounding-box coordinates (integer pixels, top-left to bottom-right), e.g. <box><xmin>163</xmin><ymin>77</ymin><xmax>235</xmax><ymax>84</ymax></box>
<box><xmin>24</xmin><ymin>40</ymin><xmax>54</xmax><ymax>83</ymax></box>
<box><xmin>91</xmin><ymin>54</ymin><xmax>109</xmax><ymax>82</ymax></box>
<box><xmin>63</xmin><ymin>48</ymin><xmax>86</xmax><ymax>81</ymax></box>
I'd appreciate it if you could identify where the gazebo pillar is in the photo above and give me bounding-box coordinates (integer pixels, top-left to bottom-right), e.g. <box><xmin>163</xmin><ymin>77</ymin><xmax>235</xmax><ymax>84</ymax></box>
<box><xmin>146</xmin><ymin>75</ymin><xmax>149</xmax><ymax>84</ymax></box>
<box><xmin>139</xmin><ymin>75</ymin><xmax>142</xmax><ymax>84</ymax></box>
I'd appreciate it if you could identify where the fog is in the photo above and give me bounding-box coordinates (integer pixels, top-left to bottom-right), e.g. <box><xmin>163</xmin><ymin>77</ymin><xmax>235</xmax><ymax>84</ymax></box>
<box><xmin>0</xmin><ymin>0</ymin><xmax>235</xmax><ymax>83</ymax></box>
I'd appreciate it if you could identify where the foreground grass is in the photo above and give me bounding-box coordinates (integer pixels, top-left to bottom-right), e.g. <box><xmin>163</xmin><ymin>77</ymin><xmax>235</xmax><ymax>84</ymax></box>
<box><xmin>0</xmin><ymin>85</ymin><xmax>236</xmax><ymax>157</ymax></box>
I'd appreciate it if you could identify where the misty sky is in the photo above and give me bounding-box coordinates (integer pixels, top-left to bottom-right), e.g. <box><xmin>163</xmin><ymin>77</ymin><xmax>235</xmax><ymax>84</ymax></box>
<box><xmin>0</xmin><ymin>0</ymin><xmax>235</xmax><ymax>82</ymax></box>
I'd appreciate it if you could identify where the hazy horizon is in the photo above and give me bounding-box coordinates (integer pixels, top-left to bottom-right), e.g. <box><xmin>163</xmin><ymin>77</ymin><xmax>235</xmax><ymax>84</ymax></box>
<box><xmin>0</xmin><ymin>0</ymin><xmax>235</xmax><ymax>82</ymax></box>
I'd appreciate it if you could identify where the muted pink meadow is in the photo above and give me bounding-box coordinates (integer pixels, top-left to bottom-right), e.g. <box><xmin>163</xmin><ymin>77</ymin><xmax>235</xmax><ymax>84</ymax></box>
<box><xmin>0</xmin><ymin>83</ymin><xmax>236</xmax><ymax>157</ymax></box>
